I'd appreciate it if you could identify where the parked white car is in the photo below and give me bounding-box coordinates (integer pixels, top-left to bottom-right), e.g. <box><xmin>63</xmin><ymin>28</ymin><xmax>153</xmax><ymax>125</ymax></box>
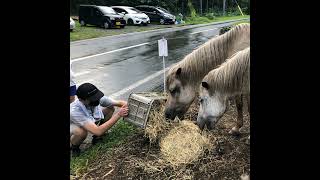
<box><xmin>70</xmin><ymin>17</ymin><xmax>75</xmax><ymax>31</ymax></box>
<box><xmin>111</xmin><ymin>6</ymin><xmax>150</xmax><ymax>25</ymax></box>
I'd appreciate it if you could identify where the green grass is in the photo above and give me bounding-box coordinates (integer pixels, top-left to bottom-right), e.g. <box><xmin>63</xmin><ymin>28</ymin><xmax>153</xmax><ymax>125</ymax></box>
<box><xmin>70</xmin><ymin>120</ymin><xmax>136</xmax><ymax>177</ymax></box>
<box><xmin>70</xmin><ymin>15</ymin><xmax>249</xmax><ymax>42</ymax></box>
<box><xmin>184</xmin><ymin>15</ymin><xmax>250</xmax><ymax>25</ymax></box>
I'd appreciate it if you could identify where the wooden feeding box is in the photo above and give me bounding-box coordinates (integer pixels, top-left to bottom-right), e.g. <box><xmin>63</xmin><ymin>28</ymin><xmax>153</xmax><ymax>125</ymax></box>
<box><xmin>123</xmin><ymin>92</ymin><xmax>167</xmax><ymax>128</ymax></box>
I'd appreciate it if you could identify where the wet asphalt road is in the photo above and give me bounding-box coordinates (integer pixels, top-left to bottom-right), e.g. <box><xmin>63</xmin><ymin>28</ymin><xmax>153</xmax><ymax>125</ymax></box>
<box><xmin>70</xmin><ymin>19</ymin><xmax>248</xmax><ymax>100</ymax></box>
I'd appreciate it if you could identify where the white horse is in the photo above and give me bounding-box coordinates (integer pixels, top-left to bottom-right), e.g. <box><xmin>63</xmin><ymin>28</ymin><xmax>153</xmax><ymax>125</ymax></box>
<box><xmin>165</xmin><ymin>23</ymin><xmax>250</xmax><ymax>120</ymax></box>
<box><xmin>197</xmin><ymin>47</ymin><xmax>250</xmax><ymax>135</ymax></box>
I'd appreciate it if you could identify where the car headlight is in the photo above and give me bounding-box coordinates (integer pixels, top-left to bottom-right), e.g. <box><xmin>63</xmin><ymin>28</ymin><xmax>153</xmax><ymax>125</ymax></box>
<box><xmin>110</xmin><ymin>17</ymin><xmax>115</xmax><ymax>20</ymax></box>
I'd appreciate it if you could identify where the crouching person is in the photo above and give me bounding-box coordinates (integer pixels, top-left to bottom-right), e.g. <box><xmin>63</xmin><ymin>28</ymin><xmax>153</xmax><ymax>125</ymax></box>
<box><xmin>70</xmin><ymin>83</ymin><xmax>128</xmax><ymax>156</ymax></box>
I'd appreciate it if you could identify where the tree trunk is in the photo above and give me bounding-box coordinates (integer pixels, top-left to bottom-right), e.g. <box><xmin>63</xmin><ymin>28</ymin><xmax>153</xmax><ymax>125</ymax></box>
<box><xmin>200</xmin><ymin>0</ymin><xmax>203</xmax><ymax>15</ymax></box>
<box><xmin>223</xmin><ymin>0</ymin><xmax>226</xmax><ymax>16</ymax></box>
<box><xmin>212</xmin><ymin>0</ymin><xmax>214</xmax><ymax>13</ymax></box>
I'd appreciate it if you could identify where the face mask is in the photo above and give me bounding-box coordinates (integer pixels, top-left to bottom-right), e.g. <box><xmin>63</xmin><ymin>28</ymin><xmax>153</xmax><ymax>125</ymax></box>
<box><xmin>89</xmin><ymin>100</ymin><xmax>100</xmax><ymax>107</ymax></box>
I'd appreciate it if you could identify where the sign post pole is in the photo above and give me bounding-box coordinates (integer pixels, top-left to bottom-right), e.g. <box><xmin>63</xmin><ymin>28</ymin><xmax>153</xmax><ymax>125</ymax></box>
<box><xmin>158</xmin><ymin>37</ymin><xmax>168</xmax><ymax>93</ymax></box>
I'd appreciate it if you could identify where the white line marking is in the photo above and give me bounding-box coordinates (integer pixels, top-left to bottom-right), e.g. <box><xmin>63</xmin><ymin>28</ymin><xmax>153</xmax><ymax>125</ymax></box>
<box><xmin>70</xmin><ymin>42</ymin><xmax>150</xmax><ymax>63</ymax></box>
<box><xmin>190</xmin><ymin>28</ymin><xmax>217</xmax><ymax>35</ymax></box>
<box><xmin>109</xmin><ymin>64</ymin><xmax>176</xmax><ymax>99</ymax></box>
<box><xmin>74</xmin><ymin>71</ymin><xmax>90</xmax><ymax>77</ymax></box>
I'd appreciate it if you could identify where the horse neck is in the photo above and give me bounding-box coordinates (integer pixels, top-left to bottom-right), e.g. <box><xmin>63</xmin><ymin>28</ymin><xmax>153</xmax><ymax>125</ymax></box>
<box><xmin>184</xmin><ymin>31</ymin><xmax>245</xmax><ymax>88</ymax></box>
<box><xmin>209</xmin><ymin>51</ymin><xmax>250</xmax><ymax>96</ymax></box>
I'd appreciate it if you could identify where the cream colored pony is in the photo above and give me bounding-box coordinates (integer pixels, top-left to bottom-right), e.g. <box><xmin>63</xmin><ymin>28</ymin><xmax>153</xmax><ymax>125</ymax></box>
<box><xmin>165</xmin><ymin>23</ymin><xmax>250</xmax><ymax>120</ymax></box>
<box><xmin>197</xmin><ymin>47</ymin><xmax>250</xmax><ymax>135</ymax></box>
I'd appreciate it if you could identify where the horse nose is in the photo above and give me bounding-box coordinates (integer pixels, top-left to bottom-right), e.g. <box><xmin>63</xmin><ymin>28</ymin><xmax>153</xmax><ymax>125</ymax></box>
<box><xmin>165</xmin><ymin>110</ymin><xmax>171</xmax><ymax>119</ymax></box>
<box><xmin>165</xmin><ymin>109</ymin><xmax>174</xmax><ymax>120</ymax></box>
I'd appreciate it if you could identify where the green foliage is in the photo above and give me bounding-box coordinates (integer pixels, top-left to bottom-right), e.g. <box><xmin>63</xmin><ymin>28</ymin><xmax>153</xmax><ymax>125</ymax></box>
<box><xmin>204</xmin><ymin>13</ymin><xmax>216</xmax><ymax>20</ymax></box>
<box><xmin>187</xmin><ymin>0</ymin><xmax>197</xmax><ymax>18</ymax></box>
<box><xmin>70</xmin><ymin>120</ymin><xmax>136</xmax><ymax>176</ymax></box>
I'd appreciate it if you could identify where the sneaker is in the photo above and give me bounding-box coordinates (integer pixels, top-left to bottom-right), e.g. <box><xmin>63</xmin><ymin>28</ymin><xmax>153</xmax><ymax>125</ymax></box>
<box><xmin>71</xmin><ymin>144</ymin><xmax>81</xmax><ymax>157</ymax></box>
<box><xmin>91</xmin><ymin>134</ymin><xmax>107</xmax><ymax>145</ymax></box>
<box><xmin>92</xmin><ymin>135</ymin><xmax>103</xmax><ymax>145</ymax></box>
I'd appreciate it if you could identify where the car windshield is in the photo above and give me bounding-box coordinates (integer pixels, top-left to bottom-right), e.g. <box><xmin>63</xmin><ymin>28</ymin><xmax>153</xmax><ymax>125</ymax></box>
<box><xmin>99</xmin><ymin>6</ymin><xmax>117</xmax><ymax>14</ymax></box>
<box><xmin>127</xmin><ymin>7</ymin><xmax>142</xmax><ymax>14</ymax></box>
<box><xmin>157</xmin><ymin>7</ymin><xmax>170</xmax><ymax>14</ymax></box>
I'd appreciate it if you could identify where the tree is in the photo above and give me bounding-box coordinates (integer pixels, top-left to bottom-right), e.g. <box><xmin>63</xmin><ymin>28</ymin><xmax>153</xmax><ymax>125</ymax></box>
<box><xmin>223</xmin><ymin>0</ymin><xmax>226</xmax><ymax>16</ymax></box>
<box><xmin>200</xmin><ymin>0</ymin><xmax>202</xmax><ymax>15</ymax></box>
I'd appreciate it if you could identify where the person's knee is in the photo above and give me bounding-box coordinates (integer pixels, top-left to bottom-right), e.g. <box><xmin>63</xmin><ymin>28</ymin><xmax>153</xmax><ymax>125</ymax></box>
<box><xmin>109</xmin><ymin>106</ymin><xmax>115</xmax><ymax>113</ymax></box>
<box><xmin>73</xmin><ymin>127</ymin><xmax>87</xmax><ymax>138</ymax></box>
<box><xmin>103</xmin><ymin>106</ymin><xmax>115</xmax><ymax>118</ymax></box>
<box><xmin>70</xmin><ymin>96</ymin><xmax>75</xmax><ymax>103</ymax></box>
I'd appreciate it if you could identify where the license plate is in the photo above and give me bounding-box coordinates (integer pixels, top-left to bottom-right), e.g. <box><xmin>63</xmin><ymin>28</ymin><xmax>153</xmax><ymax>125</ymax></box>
<box><xmin>116</xmin><ymin>22</ymin><xmax>121</xmax><ymax>25</ymax></box>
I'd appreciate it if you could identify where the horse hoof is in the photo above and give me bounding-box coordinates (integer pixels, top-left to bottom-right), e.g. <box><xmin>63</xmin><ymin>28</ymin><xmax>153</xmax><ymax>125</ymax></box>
<box><xmin>229</xmin><ymin>127</ymin><xmax>240</xmax><ymax>136</ymax></box>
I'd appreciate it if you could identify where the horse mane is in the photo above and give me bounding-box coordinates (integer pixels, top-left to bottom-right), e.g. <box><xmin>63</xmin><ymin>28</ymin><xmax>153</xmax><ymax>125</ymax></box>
<box><xmin>203</xmin><ymin>47</ymin><xmax>250</xmax><ymax>95</ymax></box>
<box><xmin>167</xmin><ymin>23</ymin><xmax>250</xmax><ymax>89</ymax></box>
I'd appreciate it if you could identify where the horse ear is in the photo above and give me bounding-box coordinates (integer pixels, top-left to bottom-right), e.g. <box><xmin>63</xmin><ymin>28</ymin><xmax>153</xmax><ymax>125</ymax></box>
<box><xmin>202</xmin><ymin>82</ymin><xmax>210</xmax><ymax>89</ymax></box>
<box><xmin>176</xmin><ymin>68</ymin><xmax>182</xmax><ymax>76</ymax></box>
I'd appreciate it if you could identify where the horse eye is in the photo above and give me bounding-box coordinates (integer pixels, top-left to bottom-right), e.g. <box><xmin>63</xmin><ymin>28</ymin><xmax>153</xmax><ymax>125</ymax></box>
<box><xmin>170</xmin><ymin>88</ymin><xmax>177</xmax><ymax>94</ymax></box>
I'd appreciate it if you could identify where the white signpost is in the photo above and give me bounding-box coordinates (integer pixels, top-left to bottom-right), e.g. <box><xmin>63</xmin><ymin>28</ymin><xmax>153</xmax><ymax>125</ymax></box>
<box><xmin>158</xmin><ymin>37</ymin><xmax>168</xmax><ymax>93</ymax></box>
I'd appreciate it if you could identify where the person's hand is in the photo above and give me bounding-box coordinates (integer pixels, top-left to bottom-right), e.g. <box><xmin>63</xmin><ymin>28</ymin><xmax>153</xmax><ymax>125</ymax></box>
<box><xmin>118</xmin><ymin>106</ymin><xmax>129</xmax><ymax>117</ymax></box>
<box><xmin>122</xmin><ymin>102</ymin><xmax>128</xmax><ymax>108</ymax></box>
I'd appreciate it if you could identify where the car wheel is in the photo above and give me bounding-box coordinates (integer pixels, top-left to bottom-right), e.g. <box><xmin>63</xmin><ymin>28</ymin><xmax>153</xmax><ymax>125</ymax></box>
<box><xmin>143</xmin><ymin>23</ymin><xmax>148</xmax><ymax>26</ymax></box>
<box><xmin>80</xmin><ymin>20</ymin><xmax>86</xmax><ymax>26</ymax></box>
<box><xmin>104</xmin><ymin>22</ymin><xmax>110</xmax><ymax>29</ymax></box>
<box><xmin>128</xmin><ymin>19</ymin><xmax>134</xmax><ymax>25</ymax></box>
<box><xmin>160</xmin><ymin>19</ymin><xmax>165</xmax><ymax>25</ymax></box>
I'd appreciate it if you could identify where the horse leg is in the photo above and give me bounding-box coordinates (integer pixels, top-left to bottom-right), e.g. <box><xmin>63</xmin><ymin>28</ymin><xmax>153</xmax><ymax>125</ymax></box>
<box><xmin>229</xmin><ymin>94</ymin><xmax>243</xmax><ymax>135</ymax></box>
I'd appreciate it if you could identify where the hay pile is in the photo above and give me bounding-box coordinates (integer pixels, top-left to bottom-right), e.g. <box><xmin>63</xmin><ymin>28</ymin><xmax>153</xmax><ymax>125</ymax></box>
<box><xmin>144</xmin><ymin>94</ymin><xmax>199</xmax><ymax>143</ymax></box>
<box><xmin>144</xmin><ymin>100</ymin><xmax>215</xmax><ymax>168</ymax></box>
<box><xmin>144</xmin><ymin>104</ymin><xmax>174</xmax><ymax>143</ymax></box>
<box><xmin>160</xmin><ymin>121</ymin><xmax>212</xmax><ymax>167</ymax></box>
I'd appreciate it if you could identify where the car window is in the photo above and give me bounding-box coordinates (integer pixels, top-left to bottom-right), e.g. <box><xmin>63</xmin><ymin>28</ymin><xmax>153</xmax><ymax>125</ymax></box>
<box><xmin>112</xmin><ymin>8</ymin><xmax>121</xmax><ymax>13</ymax></box>
<box><xmin>113</xmin><ymin>8</ymin><xmax>125</xmax><ymax>14</ymax></box>
<box><xmin>157</xmin><ymin>7</ymin><xmax>170</xmax><ymax>14</ymax></box>
<box><xmin>150</xmin><ymin>8</ymin><xmax>159</xmax><ymax>13</ymax></box>
<box><xmin>94</xmin><ymin>8</ymin><xmax>102</xmax><ymax>16</ymax></box>
<box><xmin>141</xmin><ymin>7</ymin><xmax>150</xmax><ymax>12</ymax></box>
<box><xmin>80</xmin><ymin>6</ymin><xmax>90</xmax><ymax>15</ymax></box>
<box><xmin>98</xmin><ymin>6</ymin><xmax>117</xmax><ymax>15</ymax></box>
<box><xmin>136</xmin><ymin>7</ymin><xmax>144</xmax><ymax>11</ymax></box>
<box><xmin>127</xmin><ymin>7</ymin><xmax>141</xmax><ymax>14</ymax></box>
